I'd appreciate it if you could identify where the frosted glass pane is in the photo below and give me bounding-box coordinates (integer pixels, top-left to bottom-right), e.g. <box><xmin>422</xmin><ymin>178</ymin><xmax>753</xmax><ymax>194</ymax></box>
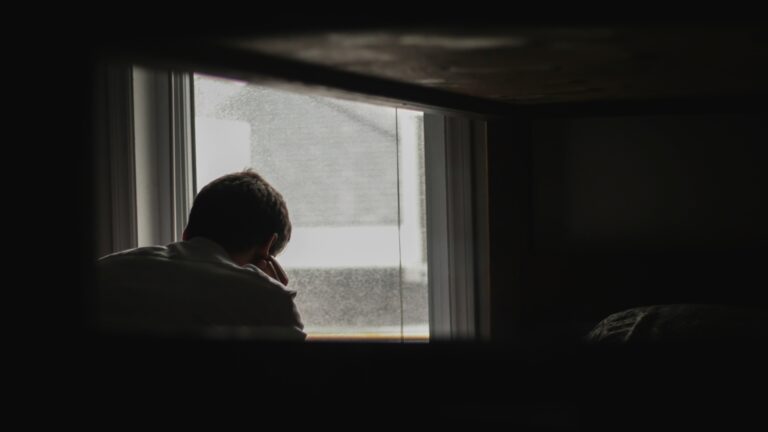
<box><xmin>193</xmin><ymin>74</ymin><xmax>428</xmax><ymax>340</ymax></box>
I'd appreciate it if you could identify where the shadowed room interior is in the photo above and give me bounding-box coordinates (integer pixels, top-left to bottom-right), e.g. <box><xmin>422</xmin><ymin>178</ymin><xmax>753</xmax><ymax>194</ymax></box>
<box><xmin>66</xmin><ymin>20</ymin><xmax>768</xmax><ymax>427</ymax></box>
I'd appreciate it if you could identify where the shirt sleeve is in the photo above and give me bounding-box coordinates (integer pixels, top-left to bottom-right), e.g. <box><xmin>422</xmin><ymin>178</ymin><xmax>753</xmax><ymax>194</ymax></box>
<box><xmin>282</xmin><ymin>289</ymin><xmax>306</xmax><ymax>341</ymax></box>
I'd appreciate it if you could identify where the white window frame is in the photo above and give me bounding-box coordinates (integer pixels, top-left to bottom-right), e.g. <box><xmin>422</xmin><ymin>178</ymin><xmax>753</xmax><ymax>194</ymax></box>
<box><xmin>130</xmin><ymin>66</ymin><xmax>196</xmax><ymax>247</ymax></box>
<box><xmin>101</xmin><ymin>67</ymin><xmax>491</xmax><ymax>341</ymax></box>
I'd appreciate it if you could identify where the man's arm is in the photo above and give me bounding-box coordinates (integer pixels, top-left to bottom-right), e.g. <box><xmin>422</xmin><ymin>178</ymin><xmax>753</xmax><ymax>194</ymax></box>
<box><xmin>251</xmin><ymin>255</ymin><xmax>289</xmax><ymax>286</ymax></box>
<box><xmin>250</xmin><ymin>254</ymin><xmax>305</xmax><ymax>340</ymax></box>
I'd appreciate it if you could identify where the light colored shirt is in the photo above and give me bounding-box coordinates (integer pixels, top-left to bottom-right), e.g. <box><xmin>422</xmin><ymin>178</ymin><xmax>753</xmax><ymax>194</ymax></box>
<box><xmin>96</xmin><ymin>237</ymin><xmax>305</xmax><ymax>340</ymax></box>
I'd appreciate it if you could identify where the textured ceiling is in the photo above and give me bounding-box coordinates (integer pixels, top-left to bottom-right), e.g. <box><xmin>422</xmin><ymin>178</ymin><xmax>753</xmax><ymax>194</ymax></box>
<box><xmin>228</xmin><ymin>26</ymin><xmax>768</xmax><ymax>105</ymax></box>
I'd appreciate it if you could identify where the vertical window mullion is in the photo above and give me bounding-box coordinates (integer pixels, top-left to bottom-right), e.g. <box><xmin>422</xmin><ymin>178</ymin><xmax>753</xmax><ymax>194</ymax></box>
<box><xmin>170</xmin><ymin>71</ymin><xmax>196</xmax><ymax>241</ymax></box>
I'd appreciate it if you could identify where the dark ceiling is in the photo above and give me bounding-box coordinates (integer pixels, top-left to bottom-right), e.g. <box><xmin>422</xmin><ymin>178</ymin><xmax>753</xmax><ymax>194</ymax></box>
<box><xmin>225</xmin><ymin>26</ymin><xmax>768</xmax><ymax>105</ymax></box>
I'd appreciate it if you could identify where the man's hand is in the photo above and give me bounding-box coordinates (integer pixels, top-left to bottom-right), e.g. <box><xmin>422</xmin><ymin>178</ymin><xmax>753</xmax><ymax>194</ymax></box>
<box><xmin>252</xmin><ymin>255</ymin><xmax>289</xmax><ymax>286</ymax></box>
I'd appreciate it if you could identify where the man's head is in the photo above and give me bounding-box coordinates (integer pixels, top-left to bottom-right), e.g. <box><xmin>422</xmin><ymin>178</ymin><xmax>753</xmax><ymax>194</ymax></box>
<box><xmin>183</xmin><ymin>170</ymin><xmax>291</xmax><ymax>258</ymax></box>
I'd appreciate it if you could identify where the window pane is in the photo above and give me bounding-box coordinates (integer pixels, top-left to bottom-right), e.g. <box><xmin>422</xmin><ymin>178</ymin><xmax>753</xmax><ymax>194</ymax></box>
<box><xmin>193</xmin><ymin>74</ymin><xmax>428</xmax><ymax>340</ymax></box>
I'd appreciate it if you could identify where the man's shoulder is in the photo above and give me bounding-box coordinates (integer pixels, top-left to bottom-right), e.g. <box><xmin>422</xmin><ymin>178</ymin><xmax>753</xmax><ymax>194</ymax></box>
<box><xmin>98</xmin><ymin>245</ymin><xmax>172</xmax><ymax>262</ymax></box>
<box><xmin>97</xmin><ymin>244</ymin><xmax>294</xmax><ymax>295</ymax></box>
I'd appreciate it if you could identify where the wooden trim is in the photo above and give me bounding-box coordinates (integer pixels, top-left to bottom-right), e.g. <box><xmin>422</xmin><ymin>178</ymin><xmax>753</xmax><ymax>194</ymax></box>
<box><xmin>307</xmin><ymin>333</ymin><xmax>429</xmax><ymax>343</ymax></box>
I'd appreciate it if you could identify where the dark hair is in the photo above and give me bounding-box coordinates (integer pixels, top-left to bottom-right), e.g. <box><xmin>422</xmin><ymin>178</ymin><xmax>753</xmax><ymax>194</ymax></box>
<box><xmin>184</xmin><ymin>170</ymin><xmax>291</xmax><ymax>255</ymax></box>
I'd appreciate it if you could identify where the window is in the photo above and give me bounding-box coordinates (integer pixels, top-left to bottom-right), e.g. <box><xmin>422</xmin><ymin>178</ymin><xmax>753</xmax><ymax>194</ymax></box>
<box><xmin>193</xmin><ymin>74</ymin><xmax>429</xmax><ymax>341</ymax></box>
<box><xmin>97</xmin><ymin>65</ymin><xmax>489</xmax><ymax>342</ymax></box>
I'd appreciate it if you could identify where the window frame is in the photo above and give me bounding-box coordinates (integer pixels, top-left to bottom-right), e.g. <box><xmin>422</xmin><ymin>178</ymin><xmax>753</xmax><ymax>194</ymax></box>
<box><xmin>101</xmin><ymin>67</ymin><xmax>490</xmax><ymax>342</ymax></box>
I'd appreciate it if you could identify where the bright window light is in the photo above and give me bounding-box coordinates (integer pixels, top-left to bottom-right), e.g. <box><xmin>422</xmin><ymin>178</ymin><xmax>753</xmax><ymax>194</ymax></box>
<box><xmin>193</xmin><ymin>74</ymin><xmax>429</xmax><ymax>340</ymax></box>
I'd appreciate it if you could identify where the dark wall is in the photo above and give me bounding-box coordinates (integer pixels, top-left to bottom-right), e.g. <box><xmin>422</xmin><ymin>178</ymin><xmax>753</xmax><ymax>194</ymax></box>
<box><xmin>488</xmin><ymin>112</ymin><xmax>768</xmax><ymax>343</ymax></box>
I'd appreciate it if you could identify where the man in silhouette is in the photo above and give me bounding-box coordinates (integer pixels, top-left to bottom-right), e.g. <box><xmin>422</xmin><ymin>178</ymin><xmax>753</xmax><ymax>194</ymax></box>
<box><xmin>96</xmin><ymin>170</ymin><xmax>304</xmax><ymax>340</ymax></box>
